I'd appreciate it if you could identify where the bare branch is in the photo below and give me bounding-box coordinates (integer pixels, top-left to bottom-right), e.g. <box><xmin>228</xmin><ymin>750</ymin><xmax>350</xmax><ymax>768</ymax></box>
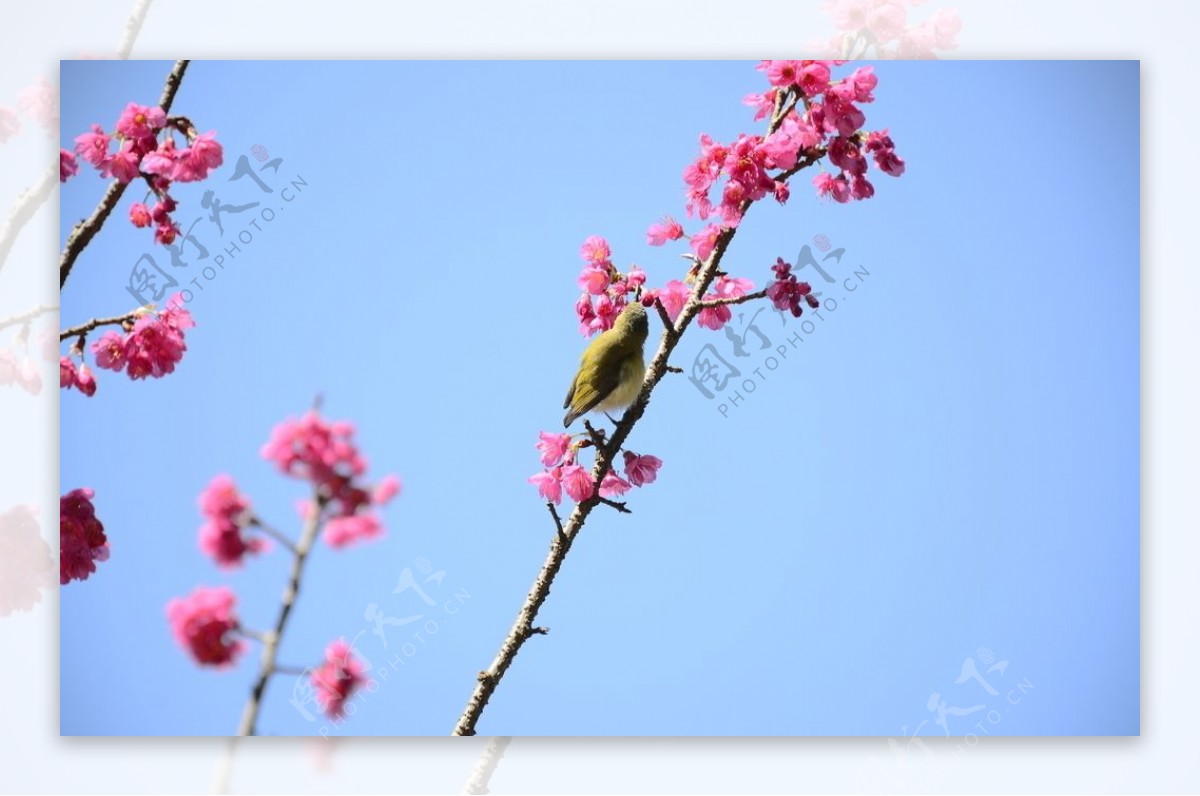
<box><xmin>0</xmin><ymin>166</ymin><xmax>55</xmax><ymax>276</ymax></box>
<box><xmin>696</xmin><ymin>288</ymin><xmax>769</xmax><ymax>309</ymax></box>
<box><xmin>461</xmin><ymin>736</ymin><xmax>514</xmax><ymax>795</ymax></box>
<box><xmin>0</xmin><ymin>303</ymin><xmax>57</xmax><ymax>334</ymax></box>
<box><xmin>247</xmin><ymin>515</ymin><xmax>299</xmax><ymax>555</ymax></box>
<box><xmin>59</xmin><ymin>309</ymin><xmax>143</xmax><ymax>342</ymax></box>
<box><xmin>236</xmin><ymin>494</ymin><xmax>325</xmax><ymax>736</ymax></box>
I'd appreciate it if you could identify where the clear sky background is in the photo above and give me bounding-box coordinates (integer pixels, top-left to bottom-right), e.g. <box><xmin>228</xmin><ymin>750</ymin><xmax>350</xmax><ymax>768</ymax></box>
<box><xmin>59</xmin><ymin>60</ymin><xmax>1139</xmax><ymax>737</ymax></box>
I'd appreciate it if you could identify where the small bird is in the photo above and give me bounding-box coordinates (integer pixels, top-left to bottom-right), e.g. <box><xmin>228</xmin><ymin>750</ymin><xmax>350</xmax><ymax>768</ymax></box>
<box><xmin>563</xmin><ymin>301</ymin><xmax>649</xmax><ymax>428</ymax></box>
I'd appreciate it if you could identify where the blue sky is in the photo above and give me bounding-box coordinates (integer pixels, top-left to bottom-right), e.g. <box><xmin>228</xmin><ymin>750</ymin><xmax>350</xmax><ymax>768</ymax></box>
<box><xmin>59</xmin><ymin>60</ymin><xmax>1139</xmax><ymax>737</ymax></box>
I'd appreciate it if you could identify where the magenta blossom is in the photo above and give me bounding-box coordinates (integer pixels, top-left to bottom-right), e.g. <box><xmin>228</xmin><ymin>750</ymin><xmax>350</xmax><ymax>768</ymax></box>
<box><xmin>60</xmin><ymin>488</ymin><xmax>110</xmax><ymax>584</ymax></box>
<box><xmin>560</xmin><ymin>464</ymin><xmax>594</xmax><ymax>503</ymax></box>
<box><xmin>646</xmin><ymin>216</ymin><xmax>685</xmax><ymax>246</ymax></box>
<box><xmin>622</xmin><ymin>451</ymin><xmax>664</xmax><ymax>487</ymax></box>
<box><xmin>528</xmin><ymin>467</ymin><xmax>564</xmax><ymax>504</ymax></box>
<box><xmin>579</xmin><ymin>235</ymin><xmax>612</xmax><ymax>266</ymax></box>
<box><xmin>59</xmin><ymin>149</ymin><xmax>78</xmax><ymax>182</ymax></box>
<box><xmin>166</xmin><ymin>586</ymin><xmax>244</xmax><ymax>667</ymax></box>
<box><xmin>536</xmin><ymin>431</ymin><xmax>573</xmax><ymax>468</ymax></box>
<box><xmin>311</xmin><ymin>639</ymin><xmax>371</xmax><ymax>718</ymax></box>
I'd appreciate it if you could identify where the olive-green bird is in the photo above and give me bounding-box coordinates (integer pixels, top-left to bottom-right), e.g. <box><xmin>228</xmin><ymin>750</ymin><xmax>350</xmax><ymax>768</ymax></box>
<box><xmin>563</xmin><ymin>301</ymin><xmax>649</xmax><ymax>428</ymax></box>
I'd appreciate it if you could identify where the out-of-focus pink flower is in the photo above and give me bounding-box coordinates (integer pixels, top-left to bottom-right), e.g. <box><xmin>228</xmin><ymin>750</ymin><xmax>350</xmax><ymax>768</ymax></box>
<box><xmin>75</xmin><ymin>363</ymin><xmax>97</xmax><ymax>397</ymax></box>
<box><xmin>827</xmin><ymin>0</ymin><xmax>871</xmax><ymax>32</ymax></box>
<box><xmin>74</xmin><ymin>124</ymin><xmax>111</xmax><ymax>167</ymax></box>
<box><xmin>323</xmin><ymin>513</ymin><xmax>383</xmax><ymax>548</ymax></box>
<box><xmin>59</xmin><ymin>149</ymin><xmax>78</xmax><ymax>182</ymax></box>
<box><xmin>577</xmin><ymin>264</ymin><xmax>612</xmax><ymax>295</ymax></box>
<box><xmin>536</xmin><ymin>431</ymin><xmax>572</xmax><ymax>468</ymax></box>
<box><xmin>742</xmin><ymin>90</ymin><xmax>778</xmax><ymax>122</ymax></box>
<box><xmin>622</xmin><ymin>451</ymin><xmax>663</xmax><ymax>487</ymax></box>
<box><xmin>930</xmin><ymin>8</ymin><xmax>962</xmax><ymax>50</ymax></box>
<box><xmin>850</xmin><ymin>174</ymin><xmax>875</xmax><ymax>200</ymax></box>
<box><xmin>713</xmin><ymin>275</ymin><xmax>754</xmax><ymax>299</ymax></box>
<box><xmin>599</xmin><ymin>470</ymin><xmax>632</xmax><ymax>499</ymax></box>
<box><xmin>579</xmin><ymin>235</ymin><xmax>612</xmax><ymax>266</ymax></box>
<box><xmin>115</xmin><ymin>102</ymin><xmax>166</xmax><ymax>140</ymax></box>
<box><xmin>129</xmin><ymin>202</ymin><xmax>152</xmax><ymax>227</ymax></box>
<box><xmin>166</xmin><ymin>585</ymin><xmax>244</xmax><ymax>667</ymax></box>
<box><xmin>656</xmin><ymin>279</ymin><xmax>691</xmax><ymax>322</ymax></box>
<box><xmin>196</xmin><ymin>474</ymin><xmax>265</xmax><ymax>568</ymax></box>
<box><xmin>60</xmin><ymin>488</ymin><xmax>110</xmax><ymax>584</ymax></box>
<box><xmin>0</xmin><ymin>505</ymin><xmax>54</xmax><ymax>616</ymax></box>
<box><xmin>528</xmin><ymin>467</ymin><xmax>563</xmax><ymax>504</ymax></box>
<box><xmin>0</xmin><ymin>350</ymin><xmax>18</xmax><ymax>386</ymax></box>
<box><xmin>373</xmin><ymin>474</ymin><xmax>402</xmax><ymax>504</ymax></box>
<box><xmin>867</xmin><ymin>0</ymin><xmax>908</xmax><ymax>42</ymax></box>
<box><xmin>140</xmin><ymin>138</ymin><xmax>177</xmax><ymax>178</ymax></box>
<box><xmin>60</xmin><ymin>357</ymin><xmax>77</xmax><ymax>389</ymax></box>
<box><xmin>646</xmin><ymin>216</ymin><xmax>685</xmax><ymax>246</ymax></box>
<box><xmin>560</xmin><ymin>464</ymin><xmax>594</xmax><ymax>503</ymax></box>
<box><xmin>0</xmin><ymin>107</ymin><xmax>19</xmax><ymax>143</ymax></box>
<box><xmin>17</xmin><ymin>357</ymin><xmax>41</xmax><ymax>395</ymax></box>
<box><xmin>847</xmin><ymin>66</ymin><xmax>878</xmax><ymax>102</ymax></box>
<box><xmin>310</xmin><ymin>639</ymin><xmax>370</xmax><ymax>718</ymax></box>
<box><xmin>16</xmin><ymin>78</ymin><xmax>57</xmax><ymax>131</ymax></box>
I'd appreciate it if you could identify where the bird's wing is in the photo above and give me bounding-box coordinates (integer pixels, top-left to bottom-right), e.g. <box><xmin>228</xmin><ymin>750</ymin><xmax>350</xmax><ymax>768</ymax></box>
<box><xmin>566</xmin><ymin>345</ymin><xmax>623</xmax><ymax>417</ymax></box>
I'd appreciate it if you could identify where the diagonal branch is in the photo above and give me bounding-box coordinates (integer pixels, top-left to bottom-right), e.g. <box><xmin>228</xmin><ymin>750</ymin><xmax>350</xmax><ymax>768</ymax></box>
<box><xmin>235</xmin><ymin>493</ymin><xmax>326</xmax><ymax>736</ymax></box>
<box><xmin>59</xmin><ymin>309</ymin><xmax>142</xmax><ymax>342</ymax></box>
<box><xmin>59</xmin><ymin>58</ymin><xmax>189</xmax><ymax>290</ymax></box>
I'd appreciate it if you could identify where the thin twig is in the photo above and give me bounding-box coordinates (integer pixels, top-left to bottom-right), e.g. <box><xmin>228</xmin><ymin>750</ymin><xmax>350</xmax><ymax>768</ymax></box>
<box><xmin>546</xmin><ymin>503</ymin><xmax>564</xmax><ymax>537</ymax></box>
<box><xmin>0</xmin><ymin>166</ymin><xmax>55</xmax><ymax>276</ymax></box>
<box><xmin>0</xmin><ymin>303</ymin><xmax>57</xmax><ymax>334</ymax></box>
<box><xmin>236</xmin><ymin>494</ymin><xmax>326</xmax><ymax>736</ymax></box>
<box><xmin>59</xmin><ymin>59</ymin><xmax>190</xmax><ymax>290</ymax></box>
<box><xmin>116</xmin><ymin>0</ymin><xmax>157</xmax><ymax>59</ymax></box>
<box><xmin>597</xmin><ymin>496</ymin><xmax>631</xmax><ymax>514</ymax></box>
<box><xmin>59</xmin><ymin>309</ymin><xmax>142</xmax><ymax>342</ymax></box>
<box><xmin>248</xmin><ymin>515</ymin><xmax>299</xmax><ymax>555</ymax></box>
<box><xmin>461</xmin><ymin>736</ymin><xmax>514</xmax><ymax>795</ymax></box>
<box><xmin>696</xmin><ymin>288</ymin><xmax>769</xmax><ymax>309</ymax></box>
<box><xmin>652</xmin><ymin>297</ymin><xmax>675</xmax><ymax>337</ymax></box>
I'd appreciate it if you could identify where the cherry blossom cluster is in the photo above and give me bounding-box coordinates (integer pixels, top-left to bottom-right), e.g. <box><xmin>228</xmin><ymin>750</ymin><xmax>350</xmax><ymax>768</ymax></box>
<box><xmin>197</xmin><ymin>475</ymin><xmax>267</xmax><ymax>568</ymax></box>
<box><xmin>166</xmin><ymin>585</ymin><xmax>244</xmax><ymax>667</ymax></box>
<box><xmin>528</xmin><ymin>430</ymin><xmax>663</xmax><ymax>505</ymax></box>
<box><xmin>574</xmin><ymin>235</ymin><xmax>647</xmax><ymax>336</ymax></box>
<box><xmin>61</xmin><ymin>292</ymin><xmax>195</xmax><ymax>397</ymax></box>
<box><xmin>60</xmin><ymin>487</ymin><xmax>110</xmax><ymax>585</ymax></box>
<box><xmin>260</xmin><ymin>411</ymin><xmax>402</xmax><ymax>548</ymax></box>
<box><xmin>310</xmin><ymin>640</ymin><xmax>372</xmax><ymax>718</ymax></box>
<box><xmin>68</xmin><ymin>101</ymin><xmax>224</xmax><ymax>245</ymax></box>
<box><xmin>813</xmin><ymin>0</ymin><xmax>962</xmax><ymax>60</ymax></box>
<box><xmin>767</xmin><ymin>257</ymin><xmax>820</xmax><ymax>318</ymax></box>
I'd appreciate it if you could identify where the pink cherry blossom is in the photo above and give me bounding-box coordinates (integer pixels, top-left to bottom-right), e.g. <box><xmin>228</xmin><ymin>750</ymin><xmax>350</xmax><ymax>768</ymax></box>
<box><xmin>129</xmin><ymin>202</ymin><xmax>152</xmax><ymax>227</ymax></box>
<box><xmin>91</xmin><ymin>330</ymin><xmax>128</xmax><ymax>372</ymax></box>
<box><xmin>101</xmin><ymin>146</ymin><xmax>140</xmax><ymax>183</ymax></box>
<box><xmin>646</xmin><ymin>216</ymin><xmax>685</xmax><ymax>246</ymax></box>
<box><xmin>323</xmin><ymin>513</ymin><xmax>383</xmax><ymax>548</ymax></box>
<box><xmin>140</xmin><ymin>138</ymin><xmax>177</xmax><ymax>178</ymax></box>
<box><xmin>742</xmin><ymin>90</ymin><xmax>778</xmax><ymax>122</ymax></box>
<box><xmin>697</xmin><ymin>299</ymin><xmax>733</xmax><ymax>331</ymax></box>
<box><xmin>536</xmin><ymin>431</ymin><xmax>572</xmax><ymax>468</ymax></box>
<box><xmin>196</xmin><ymin>475</ymin><xmax>265</xmax><ymax>568</ymax></box>
<box><xmin>579</xmin><ymin>235</ymin><xmax>612</xmax><ymax>266</ymax></box>
<box><xmin>75</xmin><ymin>363</ymin><xmax>97</xmax><ymax>397</ymax></box>
<box><xmin>577</xmin><ymin>264</ymin><xmax>612</xmax><ymax>295</ymax></box>
<box><xmin>374</xmin><ymin>474</ymin><xmax>403</xmax><ymax>504</ymax></box>
<box><xmin>0</xmin><ymin>107</ymin><xmax>18</xmax><ymax>143</ymax></box>
<box><xmin>847</xmin><ymin>66</ymin><xmax>877</xmax><ymax>102</ymax></box>
<box><xmin>59</xmin><ymin>149</ymin><xmax>78</xmax><ymax>182</ymax></box>
<box><xmin>560</xmin><ymin>464</ymin><xmax>594</xmax><ymax>503</ymax></box>
<box><xmin>60</xmin><ymin>357</ymin><xmax>77</xmax><ymax>389</ymax></box>
<box><xmin>528</xmin><ymin>467</ymin><xmax>563</xmax><ymax>504</ymax></box>
<box><xmin>600</xmin><ymin>470</ymin><xmax>632</xmax><ymax>499</ymax></box>
<box><xmin>767</xmin><ymin>257</ymin><xmax>815</xmax><ymax>317</ymax></box>
<box><xmin>690</xmin><ymin>224</ymin><xmax>721</xmax><ymax>261</ymax></box>
<box><xmin>174</xmin><ymin>131</ymin><xmax>224</xmax><ymax>182</ymax></box>
<box><xmin>798</xmin><ymin>61</ymin><xmax>833</xmax><ymax>97</ymax></box>
<box><xmin>166</xmin><ymin>585</ymin><xmax>244</xmax><ymax>667</ymax></box>
<box><xmin>74</xmin><ymin>124</ymin><xmax>111</xmax><ymax>167</ymax></box>
<box><xmin>655</xmin><ymin>279</ymin><xmax>691</xmax><ymax>322</ymax></box>
<box><xmin>310</xmin><ymin>639</ymin><xmax>370</xmax><ymax>718</ymax></box>
<box><xmin>588</xmin><ymin>294</ymin><xmax>623</xmax><ymax>335</ymax></box>
<box><xmin>867</xmin><ymin>0</ymin><xmax>907</xmax><ymax>42</ymax></box>
<box><xmin>60</xmin><ymin>488</ymin><xmax>110</xmax><ymax>584</ymax></box>
<box><xmin>626</xmin><ymin>266</ymin><xmax>647</xmax><ymax>289</ymax></box>
<box><xmin>17</xmin><ymin>78</ymin><xmax>57</xmax><ymax>130</ymax></box>
<box><xmin>622</xmin><ymin>451</ymin><xmax>663</xmax><ymax>487</ymax></box>
<box><xmin>116</xmin><ymin>102</ymin><xmax>167</xmax><ymax>140</ymax></box>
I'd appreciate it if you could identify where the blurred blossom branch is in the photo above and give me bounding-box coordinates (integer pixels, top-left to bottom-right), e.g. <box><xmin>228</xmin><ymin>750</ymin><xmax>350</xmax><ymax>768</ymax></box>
<box><xmin>59</xmin><ymin>58</ymin><xmax>189</xmax><ymax>289</ymax></box>
<box><xmin>0</xmin><ymin>303</ymin><xmax>57</xmax><ymax>334</ymax></box>
<box><xmin>236</xmin><ymin>493</ymin><xmax>327</xmax><ymax>737</ymax></box>
<box><xmin>454</xmin><ymin>60</ymin><xmax>905</xmax><ymax>736</ymax></box>
<box><xmin>0</xmin><ymin>166</ymin><xmax>54</xmax><ymax>276</ymax></box>
<box><xmin>461</xmin><ymin>736</ymin><xmax>514</xmax><ymax>795</ymax></box>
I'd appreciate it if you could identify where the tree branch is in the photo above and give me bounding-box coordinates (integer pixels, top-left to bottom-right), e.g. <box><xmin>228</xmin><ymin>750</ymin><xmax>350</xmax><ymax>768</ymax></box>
<box><xmin>235</xmin><ymin>493</ymin><xmax>325</xmax><ymax>736</ymax></box>
<box><xmin>461</xmin><ymin>736</ymin><xmax>514</xmax><ymax>795</ymax></box>
<box><xmin>59</xmin><ymin>309</ymin><xmax>142</xmax><ymax>342</ymax></box>
<box><xmin>696</xmin><ymin>288</ymin><xmax>769</xmax><ymax>309</ymax></box>
<box><xmin>0</xmin><ymin>303</ymin><xmax>57</xmax><ymax>334</ymax></box>
<box><xmin>248</xmin><ymin>515</ymin><xmax>299</xmax><ymax>555</ymax></box>
<box><xmin>0</xmin><ymin>166</ymin><xmax>55</xmax><ymax>277</ymax></box>
<box><xmin>59</xmin><ymin>58</ymin><xmax>189</xmax><ymax>290</ymax></box>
